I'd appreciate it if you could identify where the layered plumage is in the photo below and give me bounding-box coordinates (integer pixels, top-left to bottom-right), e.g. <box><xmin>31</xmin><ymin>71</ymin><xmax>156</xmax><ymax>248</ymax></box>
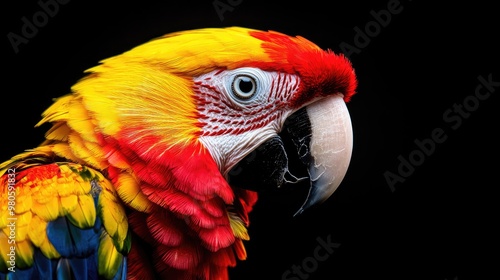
<box><xmin>0</xmin><ymin>27</ymin><xmax>356</xmax><ymax>279</ymax></box>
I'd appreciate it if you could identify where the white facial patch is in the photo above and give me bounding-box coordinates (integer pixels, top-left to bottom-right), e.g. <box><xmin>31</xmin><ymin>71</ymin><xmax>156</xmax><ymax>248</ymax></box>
<box><xmin>193</xmin><ymin>67</ymin><xmax>301</xmax><ymax>173</ymax></box>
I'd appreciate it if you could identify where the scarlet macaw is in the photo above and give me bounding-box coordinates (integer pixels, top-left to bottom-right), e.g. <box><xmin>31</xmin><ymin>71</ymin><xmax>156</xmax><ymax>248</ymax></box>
<box><xmin>0</xmin><ymin>27</ymin><xmax>357</xmax><ymax>279</ymax></box>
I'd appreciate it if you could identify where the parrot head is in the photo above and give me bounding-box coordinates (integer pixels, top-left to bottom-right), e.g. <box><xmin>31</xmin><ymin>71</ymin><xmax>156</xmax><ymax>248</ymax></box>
<box><xmin>34</xmin><ymin>26</ymin><xmax>357</xmax><ymax>279</ymax></box>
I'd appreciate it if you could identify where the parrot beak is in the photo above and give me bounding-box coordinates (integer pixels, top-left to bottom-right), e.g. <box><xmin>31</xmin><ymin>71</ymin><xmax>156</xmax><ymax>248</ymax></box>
<box><xmin>227</xmin><ymin>94</ymin><xmax>353</xmax><ymax>215</ymax></box>
<box><xmin>287</xmin><ymin>94</ymin><xmax>353</xmax><ymax>216</ymax></box>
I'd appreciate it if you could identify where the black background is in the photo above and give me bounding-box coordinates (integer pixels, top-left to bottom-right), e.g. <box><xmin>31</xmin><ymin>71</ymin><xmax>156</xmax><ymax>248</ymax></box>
<box><xmin>2</xmin><ymin>1</ymin><xmax>498</xmax><ymax>279</ymax></box>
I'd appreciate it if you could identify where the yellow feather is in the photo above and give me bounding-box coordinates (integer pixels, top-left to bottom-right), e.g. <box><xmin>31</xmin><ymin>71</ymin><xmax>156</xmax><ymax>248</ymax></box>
<box><xmin>54</xmin><ymin>176</ymin><xmax>85</xmax><ymax>198</ymax></box>
<box><xmin>68</xmin><ymin>133</ymin><xmax>107</xmax><ymax>170</ymax></box>
<box><xmin>13</xmin><ymin>192</ymin><xmax>32</xmax><ymax>215</ymax></box>
<box><xmin>98</xmin><ymin>27</ymin><xmax>271</xmax><ymax>76</ymax></box>
<box><xmin>11</xmin><ymin>211</ymin><xmax>32</xmax><ymax>242</ymax></box>
<box><xmin>44</xmin><ymin>122</ymin><xmax>71</xmax><ymax>142</ymax></box>
<box><xmin>36</xmin><ymin>94</ymin><xmax>72</xmax><ymax>127</ymax></box>
<box><xmin>98</xmin><ymin>232</ymin><xmax>123</xmax><ymax>279</ymax></box>
<box><xmin>40</xmin><ymin>240</ymin><xmax>61</xmax><ymax>259</ymax></box>
<box><xmin>28</xmin><ymin>216</ymin><xmax>60</xmax><ymax>259</ymax></box>
<box><xmin>74</xmin><ymin>64</ymin><xmax>199</xmax><ymax>146</ymax></box>
<box><xmin>66</xmin><ymin>194</ymin><xmax>96</xmax><ymax>228</ymax></box>
<box><xmin>50</xmin><ymin>143</ymin><xmax>83</xmax><ymax>164</ymax></box>
<box><xmin>31</xmin><ymin>197</ymin><xmax>59</xmax><ymax>221</ymax></box>
<box><xmin>228</xmin><ymin>212</ymin><xmax>250</xmax><ymax>241</ymax></box>
<box><xmin>0</xmin><ymin>146</ymin><xmax>53</xmax><ymax>172</ymax></box>
<box><xmin>82</xmin><ymin>141</ymin><xmax>108</xmax><ymax>169</ymax></box>
<box><xmin>59</xmin><ymin>194</ymin><xmax>78</xmax><ymax>216</ymax></box>
<box><xmin>38</xmin><ymin>236</ymin><xmax>61</xmax><ymax>259</ymax></box>
<box><xmin>27</xmin><ymin>215</ymin><xmax>47</xmax><ymax>247</ymax></box>
<box><xmin>58</xmin><ymin>164</ymin><xmax>92</xmax><ymax>194</ymax></box>
<box><xmin>115</xmin><ymin>172</ymin><xmax>152</xmax><ymax>213</ymax></box>
<box><xmin>66</xmin><ymin>96</ymin><xmax>100</xmax><ymax>143</ymax></box>
<box><xmin>0</xmin><ymin>231</ymin><xmax>14</xmax><ymax>271</ymax></box>
<box><xmin>55</xmin><ymin>178</ymin><xmax>77</xmax><ymax>197</ymax></box>
<box><xmin>67</xmin><ymin>133</ymin><xmax>91</xmax><ymax>160</ymax></box>
<box><xmin>0</xmin><ymin>211</ymin><xmax>7</xmax><ymax>229</ymax></box>
<box><xmin>71</xmin><ymin>75</ymin><xmax>121</xmax><ymax>136</ymax></box>
<box><xmin>99</xmin><ymin>182</ymin><xmax>128</xmax><ymax>247</ymax></box>
<box><xmin>11</xmin><ymin>239</ymin><xmax>34</xmax><ymax>269</ymax></box>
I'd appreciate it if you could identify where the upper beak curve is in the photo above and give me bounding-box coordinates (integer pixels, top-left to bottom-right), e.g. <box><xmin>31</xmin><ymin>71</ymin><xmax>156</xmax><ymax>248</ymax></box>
<box><xmin>288</xmin><ymin>94</ymin><xmax>353</xmax><ymax>216</ymax></box>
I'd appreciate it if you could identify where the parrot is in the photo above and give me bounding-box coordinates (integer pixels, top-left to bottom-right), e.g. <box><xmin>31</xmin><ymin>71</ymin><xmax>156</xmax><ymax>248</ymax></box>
<box><xmin>0</xmin><ymin>26</ymin><xmax>357</xmax><ymax>280</ymax></box>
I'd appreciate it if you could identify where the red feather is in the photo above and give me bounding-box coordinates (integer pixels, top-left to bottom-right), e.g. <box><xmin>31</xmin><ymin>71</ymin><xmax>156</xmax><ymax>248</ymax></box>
<box><xmin>127</xmin><ymin>211</ymin><xmax>155</xmax><ymax>244</ymax></box>
<box><xmin>157</xmin><ymin>242</ymin><xmax>202</xmax><ymax>270</ymax></box>
<box><xmin>146</xmin><ymin>210</ymin><xmax>184</xmax><ymax>247</ymax></box>
<box><xmin>107</xmin><ymin>128</ymin><xmax>244</xmax><ymax>278</ymax></box>
<box><xmin>126</xmin><ymin>236</ymin><xmax>157</xmax><ymax>280</ymax></box>
<box><xmin>248</xmin><ymin>30</ymin><xmax>358</xmax><ymax>104</ymax></box>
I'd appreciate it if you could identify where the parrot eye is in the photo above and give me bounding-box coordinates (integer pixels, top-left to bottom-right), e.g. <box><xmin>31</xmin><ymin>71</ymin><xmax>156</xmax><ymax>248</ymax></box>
<box><xmin>220</xmin><ymin>67</ymin><xmax>270</xmax><ymax>105</ymax></box>
<box><xmin>231</xmin><ymin>74</ymin><xmax>257</xmax><ymax>100</ymax></box>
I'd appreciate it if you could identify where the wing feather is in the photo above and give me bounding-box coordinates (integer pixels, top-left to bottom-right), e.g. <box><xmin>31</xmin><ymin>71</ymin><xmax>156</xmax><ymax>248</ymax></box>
<box><xmin>0</xmin><ymin>148</ymin><xmax>129</xmax><ymax>279</ymax></box>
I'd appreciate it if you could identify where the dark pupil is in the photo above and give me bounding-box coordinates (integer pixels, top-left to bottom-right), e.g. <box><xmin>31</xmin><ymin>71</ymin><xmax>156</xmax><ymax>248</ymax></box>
<box><xmin>238</xmin><ymin>78</ymin><xmax>254</xmax><ymax>94</ymax></box>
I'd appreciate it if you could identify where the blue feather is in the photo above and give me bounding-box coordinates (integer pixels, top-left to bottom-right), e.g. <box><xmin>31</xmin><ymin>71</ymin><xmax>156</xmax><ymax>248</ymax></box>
<box><xmin>33</xmin><ymin>249</ymin><xmax>59</xmax><ymax>280</ymax></box>
<box><xmin>1</xmin><ymin>249</ymin><xmax>59</xmax><ymax>280</ymax></box>
<box><xmin>111</xmin><ymin>256</ymin><xmax>127</xmax><ymax>280</ymax></box>
<box><xmin>64</xmin><ymin>254</ymin><xmax>98</xmax><ymax>280</ymax></box>
<box><xmin>55</xmin><ymin>259</ymin><xmax>72</xmax><ymax>280</ymax></box>
<box><xmin>2</xmin><ymin>267</ymin><xmax>32</xmax><ymax>280</ymax></box>
<box><xmin>0</xmin><ymin>182</ymin><xmax>126</xmax><ymax>280</ymax></box>
<box><xmin>0</xmin><ymin>248</ymin><xmax>100</xmax><ymax>280</ymax></box>
<box><xmin>47</xmin><ymin>217</ymin><xmax>100</xmax><ymax>258</ymax></box>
